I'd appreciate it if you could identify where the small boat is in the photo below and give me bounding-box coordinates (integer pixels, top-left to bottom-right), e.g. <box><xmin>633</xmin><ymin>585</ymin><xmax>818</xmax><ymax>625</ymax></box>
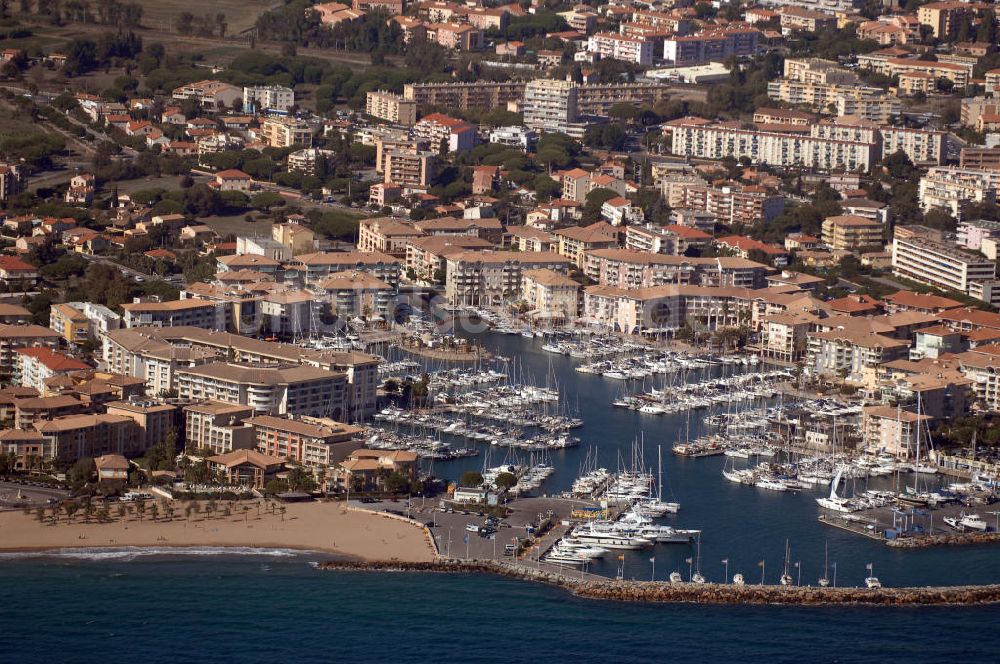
<box><xmin>669</xmin><ymin>571</ymin><xmax>683</xmax><ymax>583</ymax></box>
<box><xmin>733</xmin><ymin>573</ymin><xmax>745</xmax><ymax>586</ymax></box>
<box><xmin>946</xmin><ymin>512</ymin><xmax>988</xmax><ymax>532</ymax></box>
<box><xmin>865</xmin><ymin>562</ymin><xmax>881</xmax><ymax>588</ymax></box>
<box><xmin>691</xmin><ymin>573</ymin><xmax>705</xmax><ymax>584</ymax></box>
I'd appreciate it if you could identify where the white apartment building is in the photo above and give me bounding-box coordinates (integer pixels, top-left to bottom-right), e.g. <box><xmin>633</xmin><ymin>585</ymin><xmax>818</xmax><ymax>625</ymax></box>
<box><xmin>184</xmin><ymin>402</ymin><xmax>255</xmax><ymax>455</ymax></box>
<box><xmin>175</xmin><ymin>362</ymin><xmax>348</xmax><ymax>420</ymax></box>
<box><xmin>488</xmin><ymin>126</ymin><xmax>536</xmax><ymax>150</ymax></box>
<box><xmin>918</xmin><ymin>167</ymin><xmax>1000</xmax><ymax>217</ymax></box>
<box><xmin>670</xmin><ymin>122</ymin><xmax>879</xmax><ymax>172</ymax></box>
<box><xmin>523</xmin><ymin>79</ymin><xmax>578</xmax><ymax>133</ymax></box>
<box><xmin>624</xmin><ymin>225</ymin><xmax>681</xmax><ymax>255</ymax></box>
<box><xmin>121</xmin><ymin>299</ymin><xmax>228</xmax><ymax>331</ymax></box>
<box><xmin>587</xmin><ymin>33</ymin><xmax>653</xmax><ymax>66</ymax></box>
<box><xmin>243</xmin><ymin>85</ymin><xmax>295</xmax><ymax>112</ymax></box>
<box><xmin>444</xmin><ymin>251</ymin><xmax>572</xmax><ymax>306</ymax></box>
<box><xmin>520</xmin><ymin>268</ymin><xmax>580</xmax><ymax>321</ymax></box>
<box><xmin>892</xmin><ymin>235</ymin><xmax>997</xmax><ymax>293</ymax></box>
<box><xmin>881</xmin><ymin>127</ymin><xmax>946</xmax><ymax>165</ymax></box>
<box><xmin>365</xmin><ymin>90</ymin><xmax>417</xmax><ymax>126</ymax></box>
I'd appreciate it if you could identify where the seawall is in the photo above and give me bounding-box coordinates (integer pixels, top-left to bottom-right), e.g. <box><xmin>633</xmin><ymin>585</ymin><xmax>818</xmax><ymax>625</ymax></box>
<box><xmin>316</xmin><ymin>559</ymin><xmax>1000</xmax><ymax>606</ymax></box>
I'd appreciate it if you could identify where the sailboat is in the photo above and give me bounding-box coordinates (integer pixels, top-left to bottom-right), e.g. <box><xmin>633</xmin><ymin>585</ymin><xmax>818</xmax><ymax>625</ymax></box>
<box><xmin>690</xmin><ymin>534</ymin><xmax>705</xmax><ymax>583</ymax></box>
<box><xmin>779</xmin><ymin>539</ymin><xmax>793</xmax><ymax>586</ymax></box>
<box><xmin>816</xmin><ymin>466</ymin><xmax>857</xmax><ymax>512</ymax></box>
<box><xmin>818</xmin><ymin>541</ymin><xmax>830</xmax><ymax>587</ymax></box>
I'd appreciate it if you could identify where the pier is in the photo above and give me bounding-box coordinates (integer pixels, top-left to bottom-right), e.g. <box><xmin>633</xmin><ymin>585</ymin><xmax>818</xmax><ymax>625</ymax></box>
<box><xmin>316</xmin><ymin>559</ymin><xmax>1000</xmax><ymax>606</ymax></box>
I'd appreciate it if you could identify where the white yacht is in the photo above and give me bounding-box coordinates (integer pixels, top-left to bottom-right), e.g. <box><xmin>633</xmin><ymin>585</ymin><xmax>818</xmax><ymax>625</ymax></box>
<box><xmin>865</xmin><ymin>576</ymin><xmax>882</xmax><ymax>589</ymax></box>
<box><xmin>945</xmin><ymin>513</ymin><xmax>988</xmax><ymax>532</ymax></box>
<box><xmin>755</xmin><ymin>477</ymin><xmax>788</xmax><ymax>492</ymax></box>
<box><xmin>669</xmin><ymin>571</ymin><xmax>683</xmax><ymax>583</ymax></box>
<box><xmin>733</xmin><ymin>573</ymin><xmax>745</xmax><ymax>586</ymax></box>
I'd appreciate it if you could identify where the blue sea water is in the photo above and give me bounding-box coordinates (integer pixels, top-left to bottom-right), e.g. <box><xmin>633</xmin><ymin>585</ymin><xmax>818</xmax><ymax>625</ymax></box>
<box><xmin>1</xmin><ymin>553</ymin><xmax>999</xmax><ymax>663</ymax></box>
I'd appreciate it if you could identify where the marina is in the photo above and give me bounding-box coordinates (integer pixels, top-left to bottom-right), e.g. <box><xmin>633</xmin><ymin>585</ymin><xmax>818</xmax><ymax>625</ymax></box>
<box><xmin>397</xmin><ymin>330</ymin><xmax>1000</xmax><ymax>587</ymax></box>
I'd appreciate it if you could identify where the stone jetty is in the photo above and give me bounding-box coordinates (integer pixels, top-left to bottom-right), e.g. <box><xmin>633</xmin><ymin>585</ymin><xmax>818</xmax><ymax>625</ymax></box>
<box><xmin>317</xmin><ymin>559</ymin><xmax>1000</xmax><ymax>606</ymax></box>
<box><xmin>887</xmin><ymin>531</ymin><xmax>1000</xmax><ymax>549</ymax></box>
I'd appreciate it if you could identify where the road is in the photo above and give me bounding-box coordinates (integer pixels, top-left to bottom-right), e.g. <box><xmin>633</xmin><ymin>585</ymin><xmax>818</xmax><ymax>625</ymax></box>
<box><xmin>77</xmin><ymin>252</ymin><xmax>156</xmax><ymax>282</ymax></box>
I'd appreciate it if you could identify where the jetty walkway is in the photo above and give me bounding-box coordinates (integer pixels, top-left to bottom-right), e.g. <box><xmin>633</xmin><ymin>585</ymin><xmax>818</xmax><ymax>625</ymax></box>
<box><xmin>317</xmin><ymin>559</ymin><xmax>1000</xmax><ymax>606</ymax></box>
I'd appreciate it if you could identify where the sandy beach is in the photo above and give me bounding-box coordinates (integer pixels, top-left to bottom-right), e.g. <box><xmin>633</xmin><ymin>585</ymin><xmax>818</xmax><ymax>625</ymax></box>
<box><xmin>0</xmin><ymin>501</ymin><xmax>436</xmax><ymax>562</ymax></box>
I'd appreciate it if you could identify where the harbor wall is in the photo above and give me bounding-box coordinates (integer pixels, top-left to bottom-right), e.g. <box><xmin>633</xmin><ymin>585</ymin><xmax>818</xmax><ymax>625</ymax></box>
<box><xmin>316</xmin><ymin>559</ymin><xmax>1000</xmax><ymax>606</ymax></box>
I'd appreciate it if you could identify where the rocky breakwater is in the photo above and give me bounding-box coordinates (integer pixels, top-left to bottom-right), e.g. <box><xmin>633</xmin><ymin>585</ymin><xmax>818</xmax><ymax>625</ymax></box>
<box><xmin>887</xmin><ymin>531</ymin><xmax>1000</xmax><ymax>549</ymax></box>
<box><xmin>316</xmin><ymin>559</ymin><xmax>1000</xmax><ymax>606</ymax></box>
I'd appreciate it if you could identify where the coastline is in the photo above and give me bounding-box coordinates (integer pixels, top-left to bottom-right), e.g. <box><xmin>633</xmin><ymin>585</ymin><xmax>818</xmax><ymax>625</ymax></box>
<box><xmin>0</xmin><ymin>501</ymin><xmax>436</xmax><ymax>563</ymax></box>
<box><xmin>317</xmin><ymin>559</ymin><xmax>1000</xmax><ymax>607</ymax></box>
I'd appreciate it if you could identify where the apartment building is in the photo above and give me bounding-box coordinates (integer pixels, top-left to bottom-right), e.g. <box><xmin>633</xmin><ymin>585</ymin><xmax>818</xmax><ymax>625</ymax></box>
<box><xmin>0</xmin><ymin>324</ymin><xmax>61</xmax><ymax>384</ymax></box>
<box><xmin>103</xmin><ymin>326</ymin><xmax>380</xmax><ymax>420</ymax></box>
<box><xmin>918</xmin><ymin>167</ymin><xmax>1000</xmax><ymax>217</ymax></box>
<box><xmin>892</xmin><ymin>235</ymin><xmax>997</xmax><ymax>294</ymax></box>
<box><xmin>260</xmin><ymin>116</ymin><xmax>313</xmax><ymax>148</ymax></box>
<box><xmin>917</xmin><ymin>0</ymin><xmax>977</xmax><ymax>39</ymax></box>
<box><xmin>105</xmin><ymin>399</ymin><xmax>176</xmax><ymax>452</ymax></box>
<box><xmin>587</xmin><ymin>32</ymin><xmax>653</xmax><ymax>66</ymax></box>
<box><xmin>171</xmin><ymin>80</ymin><xmax>242</xmax><ymax>111</ymax></box>
<box><xmin>807</xmin><ymin>328</ymin><xmax>910</xmax><ymax>381</ymax></box>
<box><xmin>583</xmin><ymin>249</ymin><xmax>771</xmax><ymax>289</ymax></box>
<box><xmin>14</xmin><ymin>348</ymin><xmax>89</xmax><ymax>391</ymax></box>
<box><xmin>404</xmin><ymin>235</ymin><xmax>493</xmax><ymax>280</ymax></box>
<box><xmin>555</xmin><ymin>222</ymin><xmax>619</xmax><ymax>267</ymax></box>
<box><xmin>0</xmin><ymin>162</ymin><xmax>24</xmax><ymax>202</ymax></box>
<box><xmin>289</xmin><ymin>251</ymin><xmax>401</xmax><ymax>288</ymax></box>
<box><xmin>315</xmin><ymin>271</ymin><xmax>395</xmax><ymax>317</ymax></box>
<box><xmin>960</xmin><ymin>147</ymin><xmax>1000</xmax><ymax>170</ymax></box>
<box><xmin>175</xmin><ymin>362</ymin><xmax>348</xmax><ymax>420</ymax></box>
<box><xmin>402</xmin><ymin>80</ymin><xmax>526</xmax><ymax>111</ymax></box>
<box><xmin>760</xmin><ymin>311</ymin><xmax>819</xmax><ymax>362</ymax></box>
<box><xmin>413</xmin><ymin>113</ymin><xmax>477</xmax><ymax>153</ymax></box>
<box><xmin>247</xmin><ymin>414</ymin><xmax>362</xmax><ymax>468</ymax></box>
<box><xmin>756</xmin><ymin>0</ymin><xmax>863</xmax><ymax>12</ymax></box>
<box><xmin>821</xmin><ymin>215</ymin><xmax>884</xmax><ymax>251</ymax></box>
<box><xmin>575</xmin><ymin>82</ymin><xmax>677</xmax><ymax>116</ymax></box>
<box><xmin>36</xmin><ymin>413</ymin><xmax>139</xmax><ymax>463</ymax></box>
<box><xmin>779</xmin><ymin>7</ymin><xmax>836</xmax><ymax>34</ymax></box>
<box><xmin>860</xmin><ymin>55</ymin><xmax>971</xmax><ymax>90</ymax></box>
<box><xmin>365</xmin><ymin>90</ymin><xmax>417</xmax><ymax>126</ymax></box>
<box><xmin>523</xmin><ymin>79</ymin><xmax>578</xmax><ymax>134</ymax></box>
<box><xmin>624</xmin><ymin>225</ymin><xmax>681</xmax><ymax>256</ymax></box>
<box><xmin>521</xmin><ymin>268</ymin><xmax>580</xmax><ymax>321</ymax></box>
<box><xmin>183</xmin><ymin>401</ymin><xmax>255</xmax><ymax>454</ymax></box>
<box><xmin>862</xmin><ymin>406</ymin><xmax>930</xmax><ymax>459</ymax></box>
<box><xmin>358</xmin><ymin>218</ymin><xmax>425</xmax><ymax>258</ymax></box>
<box><xmin>881</xmin><ymin>127</ymin><xmax>947</xmax><ymax>166</ymax></box>
<box><xmin>49</xmin><ymin>303</ymin><xmax>90</xmax><ymax>344</ymax></box>
<box><xmin>663</xmin><ymin>28</ymin><xmax>759</xmax><ymax>66</ymax></box>
<box><xmin>242</xmin><ymin>85</ymin><xmax>294</xmax><ymax>112</ymax></box>
<box><xmin>122</xmin><ymin>299</ymin><xmax>227</xmax><ymax>331</ymax></box>
<box><xmin>444</xmin><ymin>251</ymin><xmax>573</xmax><ymax>306</ymax></box>
<box><xmin>783</xmin><ymin>58</ymin><xmax>860</xmax><ymax>85</ymax></box>
<box><xmin>383</xmin><ymin>149</ymin><xmax>436</xmax><ymax>188</ymax></box>
<box><xmin>669</xmin><ymin>120</ymin><xmax>879</xmax><ymax>172</ymax></box>
<box><xmin>680</xmin><ymin>183</ymin><xmax>785</xmax><ymax>225</ymax></box>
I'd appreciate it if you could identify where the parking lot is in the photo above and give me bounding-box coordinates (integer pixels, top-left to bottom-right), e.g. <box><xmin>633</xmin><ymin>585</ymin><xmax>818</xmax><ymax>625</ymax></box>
<box><xmin>350</xmin><ymin>495</ymin><xmax>601</xmax><ymax>561</ymax></box>
<box><xmin>0</xmin><ymin>480</ymin><xmax>71</xmax><ymax>510</ymax></box>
